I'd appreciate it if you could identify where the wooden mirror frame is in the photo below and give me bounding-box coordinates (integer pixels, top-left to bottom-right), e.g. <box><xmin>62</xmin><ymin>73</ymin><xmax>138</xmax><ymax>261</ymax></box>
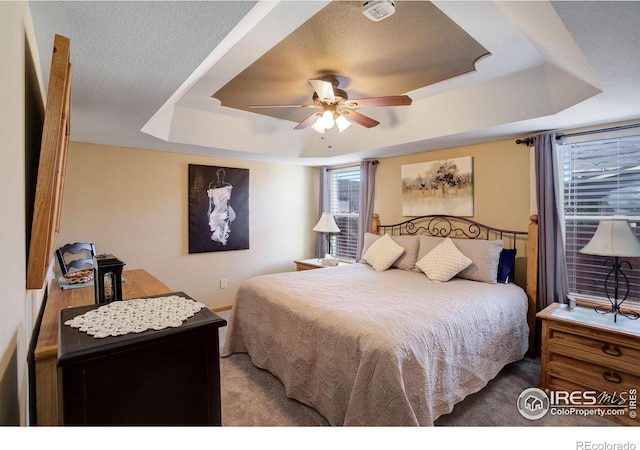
<box><xmin>26</xmin><ymin>35</ymin><xmax>72</xmax><ymax>289</ymax></box>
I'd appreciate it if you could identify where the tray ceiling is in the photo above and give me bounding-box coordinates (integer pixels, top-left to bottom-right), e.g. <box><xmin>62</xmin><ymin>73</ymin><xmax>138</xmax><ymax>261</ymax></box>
<box><xmin>212</xmin><ymin>1</ymin><xmax>489</xmax><ymax>123</ymax></box>
<box><xmin>29</xmin><ymin>1</ymin><xmax>640</xmax><ymax>165</ymax></box>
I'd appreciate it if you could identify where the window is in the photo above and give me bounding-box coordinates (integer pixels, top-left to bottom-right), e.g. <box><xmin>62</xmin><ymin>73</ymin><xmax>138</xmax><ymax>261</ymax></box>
<box><xmin>328</xmin><ymin>166</ymin><xmax>360</xmax><ymax>260</ymax></box>
<box><xmin>563</xmin><ymin>130</ymin><xmax>640</xmax><ymax>304</ymax></box>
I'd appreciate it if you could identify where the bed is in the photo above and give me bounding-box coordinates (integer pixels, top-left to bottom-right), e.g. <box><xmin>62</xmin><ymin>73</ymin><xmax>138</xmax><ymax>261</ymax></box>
<box><xmin>222</xmin><ymin>214</ymin><xmax>538</xmax><ymax>426</ymax></box>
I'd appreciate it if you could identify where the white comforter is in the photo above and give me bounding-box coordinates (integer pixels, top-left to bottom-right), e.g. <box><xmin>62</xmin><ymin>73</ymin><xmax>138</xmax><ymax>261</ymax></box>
<box><xmin>222</xmin><ymin>263</ymin><xmax>529</xmax><ymax>426</ymax></box>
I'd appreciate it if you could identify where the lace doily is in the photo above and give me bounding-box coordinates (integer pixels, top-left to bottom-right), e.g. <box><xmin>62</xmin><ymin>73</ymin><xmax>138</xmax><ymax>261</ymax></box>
<box><xmin>64</xmin><ymin>295</ymin><xmax>206</xmax><ymax>339</ymax></box>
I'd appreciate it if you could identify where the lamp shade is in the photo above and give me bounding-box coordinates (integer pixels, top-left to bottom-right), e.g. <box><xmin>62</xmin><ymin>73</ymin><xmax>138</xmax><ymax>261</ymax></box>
<box><xmin>313</xmin><ymin>213</ymin><xmax>340</xmax><ymax>233</ymax></box>
<box><xmin>579</xmin><ymin>218</ymin><xmax>640</xmax><ymax>257</ymax></box>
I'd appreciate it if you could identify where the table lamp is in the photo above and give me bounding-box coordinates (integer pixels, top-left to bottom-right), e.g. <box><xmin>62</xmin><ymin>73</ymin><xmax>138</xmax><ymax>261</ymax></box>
<box><xmin>579</xmin><ymin>218</ymin><xmax>640</xmax><ymax>322</ymax></box>
<box><xmin>313</xmin><ymin>213</ymin><xmax>340</xmax><ymax>260</ymax></box>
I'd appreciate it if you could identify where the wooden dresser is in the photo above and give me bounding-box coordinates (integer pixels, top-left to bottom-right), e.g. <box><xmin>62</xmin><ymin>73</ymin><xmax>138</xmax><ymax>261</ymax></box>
<box><xmin>34</xmin><ymin>269</ymin><xmax>174</xmax><ymax>425</ymax></box>
<box><xmin>538</xmin><ymin>302</ymin><xmax>640</xmax><ymax>426</ymax></box>
<box><xmin>57</xmin><ymin>292</ymin><xmax>226</xmax><ymax>425</ymax></box>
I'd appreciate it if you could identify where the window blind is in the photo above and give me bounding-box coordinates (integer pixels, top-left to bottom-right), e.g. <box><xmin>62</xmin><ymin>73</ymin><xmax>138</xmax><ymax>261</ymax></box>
<box><xmin>563</xmin><ymin>133</ymin><xmax>640</xmax><ymax>303</ymax></box>
<box><xmin>328</xmin><ymin>166</ymin><xmax>360</xmax><ymax>260</ymax></box>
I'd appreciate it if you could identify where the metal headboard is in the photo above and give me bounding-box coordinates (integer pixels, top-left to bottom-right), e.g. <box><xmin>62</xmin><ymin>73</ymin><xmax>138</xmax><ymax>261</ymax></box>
<box><xmin>373</xmin><ymin>213</ymin><xmax>539</xmax><ymax>358</ymax></box>
<box><xmin>372</xmin><ymin>214</ymin><xmax>528</xmax><ymax>249</ymax></box>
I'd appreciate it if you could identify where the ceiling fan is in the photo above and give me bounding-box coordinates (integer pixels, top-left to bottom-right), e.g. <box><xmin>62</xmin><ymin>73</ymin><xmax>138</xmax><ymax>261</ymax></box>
<box><xmin>249</xmin><ymin>76</ymin><xmax>412</xmax><ymax>133</ymax></box>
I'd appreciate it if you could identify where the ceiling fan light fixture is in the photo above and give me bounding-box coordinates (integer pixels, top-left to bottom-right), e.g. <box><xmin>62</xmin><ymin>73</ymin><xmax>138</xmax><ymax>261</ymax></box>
<box><xmin>336</xmin><ymin>114</ymin><xmax>352</xmax><ymax>132</ymax></box>
<box><xmin>320</xmin><ymin>110</ymin><xmax>335</xmax><ymax>129</ymax></box>
<box><xmin>266</xmin><ymin>75</ymin><xmax>410</xmax><ymax>132</ymax></box>
<box><xmin>311</xmin><ymin>117</ymin><xmax>326</xmax><ymax>134</ymax></box>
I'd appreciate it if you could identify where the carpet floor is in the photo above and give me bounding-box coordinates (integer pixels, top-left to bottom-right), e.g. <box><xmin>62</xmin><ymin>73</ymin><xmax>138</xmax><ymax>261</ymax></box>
<box><xmin>216</xmin><ymin>310</ymin><xmax>614</xmax><ymax>427</ymax></box>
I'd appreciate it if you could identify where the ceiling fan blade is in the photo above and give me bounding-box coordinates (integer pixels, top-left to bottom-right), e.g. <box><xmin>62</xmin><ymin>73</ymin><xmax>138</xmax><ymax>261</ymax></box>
<box><xmin>343</xmin><ymin>110</ymin><xmax>380</xmax><ymax>128</ymax></box>
<box><xmin>345</xmin><ymin>95</ymin><xmax>412</xmax><ymax>109</ymax></box>
<box><xmin>309</xmin><ymin>79</ymin><xmax>335</xmax><ymax>103</ymax></box>
<box><xmin>294</xmin><ymin>112</ymin><xmax>321</xmax><ymax>130</ymax></box>
<box><xmin>250</xmin><ymin>104</ymin><xmax>319</xmax><ymax>109</ymax></box>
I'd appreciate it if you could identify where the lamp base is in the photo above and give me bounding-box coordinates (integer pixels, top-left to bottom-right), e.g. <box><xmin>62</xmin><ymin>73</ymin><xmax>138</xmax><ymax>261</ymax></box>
<box><xmin>595</xmin><ymin>303</ymin><xmax>639</xmax><ymax>322</ymax></box>
<box><xmin>319</xmin><ymin>233</ymin><xmax>332</xmax><ymax>259</ymax></box>
<box><xmin>595</xmin><ymin>256</ymin><xmax>639</xmax><ymax>323</ymax></box>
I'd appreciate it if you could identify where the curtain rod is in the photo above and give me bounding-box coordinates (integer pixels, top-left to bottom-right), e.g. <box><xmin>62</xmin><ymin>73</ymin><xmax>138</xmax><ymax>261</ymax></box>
<box><xmin>515</xmin><ymin>137</ymin><xmax>535</xmax><ymax>147</ymax></box>
<box><xmin>325</xmin><ymin>160</ymin><xmax>378</xmax><ymax>171</ymax></box>
<box><xmin>555</xmin><ymin>122</ymin><xmax>640</xmax><ymax>140</ymax></box>
<box><xmin>516</xmin><ymin>123</ymin><xmax>640</xmax><ymax>146</ymax></box>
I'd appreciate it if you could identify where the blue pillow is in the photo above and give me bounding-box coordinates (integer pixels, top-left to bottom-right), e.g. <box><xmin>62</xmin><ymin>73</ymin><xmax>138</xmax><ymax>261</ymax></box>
<box><xmin>497</xmin><ymin>248</ymin><xmax>517</xmax><ymax>284</ymax></box>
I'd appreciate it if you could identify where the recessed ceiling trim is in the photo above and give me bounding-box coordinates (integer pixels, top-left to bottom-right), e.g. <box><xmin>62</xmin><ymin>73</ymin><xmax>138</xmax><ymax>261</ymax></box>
<box><xmin>212</xmin><ymin>1</ymin><xmax>491</xmax><ymax>124</ymax></box>
<box><xmin>142</xmin><ymin>1</ymin><xmax>329</xmax><ymax>140</ymax></box>
<box><xmin>496</xmin><ymin>1</ymin><xmax>602</xmax><ymax>90</ymax></box>
<box><xmin>28</xmin><ymin>0</ymin><xmax>640</xmax><ymax>166</ymax></box>
<box><xmin>157</xmin><ymin>62</ymin><xmax>602</xmax><ymax>160</ymax></box>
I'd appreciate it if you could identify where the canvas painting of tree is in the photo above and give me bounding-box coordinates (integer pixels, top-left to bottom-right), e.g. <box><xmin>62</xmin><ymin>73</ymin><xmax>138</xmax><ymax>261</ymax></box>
<box><xmin>401</xmin><ymin>157</ymin><xmax>473</xmax><ymax>216</ymax></box>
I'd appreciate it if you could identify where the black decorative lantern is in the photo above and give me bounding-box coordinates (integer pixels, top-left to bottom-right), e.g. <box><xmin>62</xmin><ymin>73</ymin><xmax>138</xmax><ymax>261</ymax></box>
<box><xmin>93</xmin><ymin>254</ymin><xmax>125</xmax><ymax>304</ymax></box>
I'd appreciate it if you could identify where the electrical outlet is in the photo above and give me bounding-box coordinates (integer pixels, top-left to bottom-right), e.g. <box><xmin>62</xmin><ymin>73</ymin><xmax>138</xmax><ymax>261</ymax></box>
<box><xmin>219</xmin><ymin>279</ymin><xmax>227</xmax><ymax>289</ymax></box>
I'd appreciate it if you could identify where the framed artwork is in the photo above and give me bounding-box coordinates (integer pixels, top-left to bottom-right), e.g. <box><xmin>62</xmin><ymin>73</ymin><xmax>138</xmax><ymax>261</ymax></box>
<box><xmin>401</xmin><ymin>157</ymin><xmax>474</xmax><ymax>217</ymax></box>
<box><xmin>188</xmin><ymin>164</ymin><xmax>249</xmax><ymax>253</ymax></box>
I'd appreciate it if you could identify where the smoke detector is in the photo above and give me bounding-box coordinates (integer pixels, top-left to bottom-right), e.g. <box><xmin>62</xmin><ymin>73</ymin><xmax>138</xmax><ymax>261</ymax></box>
<box><xmin>362</xmin><ymin>0</ymin><xmax>396</xmax><ymax>22</ymax></box>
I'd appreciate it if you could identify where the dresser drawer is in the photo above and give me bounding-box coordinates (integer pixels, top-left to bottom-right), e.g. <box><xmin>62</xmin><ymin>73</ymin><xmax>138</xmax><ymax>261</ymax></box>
<box><xmin>547</xmin><ymin>323</ymin><xmax>640</xmax><ymax>376</ymax></box>
<box><xmin>538</xmin><ymin>303</ymin><xmax>640</xmax><ymax>426</ymax></box>
<box><xmin>548</xmin><ymin>352</ymin><xmax>640</xmax><ymax>393</ymax></box>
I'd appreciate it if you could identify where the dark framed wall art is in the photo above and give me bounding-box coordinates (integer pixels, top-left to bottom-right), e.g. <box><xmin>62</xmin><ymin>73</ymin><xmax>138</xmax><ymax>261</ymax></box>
<box><xmin>188</xmin><ymin>164</ymin><xmax>249</xmax><ymax>253</ymax></box>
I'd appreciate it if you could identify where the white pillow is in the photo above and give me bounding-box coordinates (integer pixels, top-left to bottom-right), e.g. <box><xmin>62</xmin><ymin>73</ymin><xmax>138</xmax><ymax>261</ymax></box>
<box><xmin>414</xmin><ymin>235</ymin><xmax>445</xmax><ymax>271</ymax></box>
<box><xmin>416</xmin><ymin>237</ymin><xmax>472</xmax><ymax>282</ymax></box>
<box><xmin>360</xmin><ymin>233</ymin><xmax>420</xmax><ymax>270</ymax></box>
<box><xmin>362</xmin><ymin>234</ymin><xmax>405</xmax><ymax>271</ymax></box>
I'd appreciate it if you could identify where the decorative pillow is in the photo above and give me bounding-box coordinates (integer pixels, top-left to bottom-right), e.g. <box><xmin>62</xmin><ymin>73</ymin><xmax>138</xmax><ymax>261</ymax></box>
<box><xmin>415</xmin><ymin>237</ymin><xmax>472</xmax><ymax>282</ymax></box>
<box><xmin>414</xmin><ymin>235</ymin><xmax>445</xmax><ymax>271</ymax></box>
<box><xmin>453</xmin><ymin>239</ymin><xmax>504</xmax><ymax>284</ymax></box>
<box><xmin>359</xmin><ymin>233</ymin><xmax>379</xmax><ymax>262</ymax></box>
<box><xmin>497</xmin><ymin>248</ymin><xmax>517</xmax><ymax>284</ymax></box>
<box><xmin>361</xmin><ymin>234</ymin><xmax>405</xmax><ymax>271</ymax></box>
<box><xmin>360</xmin><ymin>233</ymin><xmax>419</xmax><ymax>270</ymax></box>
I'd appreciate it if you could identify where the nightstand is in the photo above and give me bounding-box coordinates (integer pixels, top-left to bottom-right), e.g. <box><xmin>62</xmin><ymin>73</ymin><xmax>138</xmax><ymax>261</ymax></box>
<box><xmin>294</xmin><ymin>258</ymin><xmax>350</xmax><ymax>271</ymax></box>
<box><xmin>537</xmin><ymin>302</ymin><xmax>640</xmax><ymax>426</ymax></box>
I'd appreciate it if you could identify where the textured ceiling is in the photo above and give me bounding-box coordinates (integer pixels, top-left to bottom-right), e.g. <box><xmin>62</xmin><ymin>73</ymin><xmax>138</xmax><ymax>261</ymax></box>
<box><xmin>28</xmin><ymin>1</ymin><xmax>640</xmax><ymax>165</ymax></box>
<box><xmin>29</xmin><ymin>0</ymin><xmax>258</xmax><ymax>155</ymax></box>
<box><xmin>213</xmin><ymin>1</ymin><xmax>489</xmax><ymax>124</ymax></box>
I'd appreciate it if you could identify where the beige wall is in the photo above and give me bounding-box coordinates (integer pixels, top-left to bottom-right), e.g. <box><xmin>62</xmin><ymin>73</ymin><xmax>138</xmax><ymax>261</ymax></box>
<box><xmin>373</xmin><ymin>139</ymin><xmax>533</xmax><ymax>288</ymax></box>
<box><xmin>57</xmin><ymin>142</ymin><xmax>318</xmax><ymax>310</ymax></box>
<box><xmin>0</xmin><ymin>2</ymin><xmax>47</xmax><ymax>425</ymax></box>
<box><xmin>374</xmin><ymin>139</ymin><xmax>532</xmax><ymax>232</ymax></box>
<box><xmin>59</xmin><ymin>139</ymin><xmax>531</xmax><ymax>311</ymax></box>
